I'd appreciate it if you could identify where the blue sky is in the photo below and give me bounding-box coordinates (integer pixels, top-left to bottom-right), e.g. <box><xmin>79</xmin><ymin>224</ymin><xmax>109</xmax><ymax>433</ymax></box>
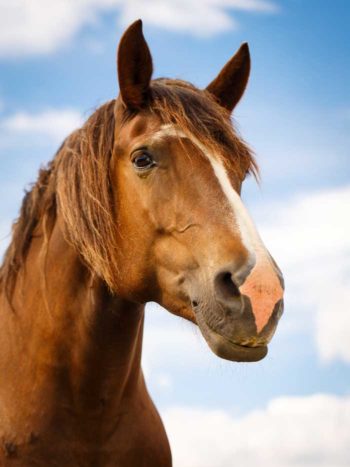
<box><xmin>0</xmin><ymin>1</ymin><xmax>349</xmax><ymax>466</ymax></box>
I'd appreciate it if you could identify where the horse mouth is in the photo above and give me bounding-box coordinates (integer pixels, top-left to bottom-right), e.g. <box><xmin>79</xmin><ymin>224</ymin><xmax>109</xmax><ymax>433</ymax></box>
<box><xmin>195</xmin><ymin>312</ymin><xmax>268</xmax><ymax>362</ymax></box>
<box><xmin>204</xmin><ymin>328</ymin><xmax>268</xmax><ymax>362</ymax></box>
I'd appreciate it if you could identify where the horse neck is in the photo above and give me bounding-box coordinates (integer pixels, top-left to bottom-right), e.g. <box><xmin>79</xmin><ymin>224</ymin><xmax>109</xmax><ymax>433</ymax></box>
<box><xmin>0</xmin><ymin>212</ymin><xmax>145</xmax><ymax>426</ymax></box>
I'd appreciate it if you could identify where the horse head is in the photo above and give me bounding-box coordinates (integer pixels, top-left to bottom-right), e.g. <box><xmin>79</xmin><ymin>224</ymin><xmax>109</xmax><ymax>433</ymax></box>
<box><xmin>103</xmin><ymin>20</ymin><xmax>284</xmax><ymax>362</ymax></box>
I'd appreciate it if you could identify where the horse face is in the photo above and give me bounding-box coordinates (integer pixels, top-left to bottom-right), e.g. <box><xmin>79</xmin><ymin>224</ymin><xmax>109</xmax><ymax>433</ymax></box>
<box><xmin>112</xmin><ymin>20</ymin><xmax>284</xmax><ymax>362</ymax></box>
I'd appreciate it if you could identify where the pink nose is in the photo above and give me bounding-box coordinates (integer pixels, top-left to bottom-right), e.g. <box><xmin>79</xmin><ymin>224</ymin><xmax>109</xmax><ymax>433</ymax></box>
<box><xmin>239</xmin><ymin>251</ymin><xmax>284</xmax><ymax>333</ymax></box>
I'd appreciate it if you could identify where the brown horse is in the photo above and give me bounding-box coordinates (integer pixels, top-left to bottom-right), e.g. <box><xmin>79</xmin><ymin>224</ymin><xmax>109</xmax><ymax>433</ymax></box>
<box><xmin>0</xmin><ymin>20</ymin><xmax>284</xmax><ymax>466</ymax></box>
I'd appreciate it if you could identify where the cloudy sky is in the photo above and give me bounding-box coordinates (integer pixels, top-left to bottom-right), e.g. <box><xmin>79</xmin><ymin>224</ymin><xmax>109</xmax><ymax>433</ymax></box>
<box><xmin>0</xmin><ymin>1</ymin><xmax>349</xmax><ymax>465</ymax></box>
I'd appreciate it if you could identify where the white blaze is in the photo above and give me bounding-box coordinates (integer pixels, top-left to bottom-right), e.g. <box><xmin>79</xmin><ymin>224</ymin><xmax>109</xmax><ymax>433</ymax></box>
<box><xmin>206</xmin><ymin>156</ymin><xmax>265</xmax><ymax>256</ymax></box>
<box><xmin>155</xmin><ymin>123</ymin><xmax>264</xmax><ymax>256</ymax></box>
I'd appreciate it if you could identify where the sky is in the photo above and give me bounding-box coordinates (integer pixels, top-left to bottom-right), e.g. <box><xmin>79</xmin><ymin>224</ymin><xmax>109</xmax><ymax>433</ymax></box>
<box><xmin>0</xmin><ymin>1</ymin><xmax>349</xmax><ymax>466</ymax></box>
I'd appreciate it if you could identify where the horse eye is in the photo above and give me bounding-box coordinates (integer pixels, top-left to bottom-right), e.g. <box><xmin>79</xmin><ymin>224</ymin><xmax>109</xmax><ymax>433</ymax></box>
<box><xmin>132</xmin><ymin>152</ymin><xmax>156</xmax><ymax>170</ymax></box>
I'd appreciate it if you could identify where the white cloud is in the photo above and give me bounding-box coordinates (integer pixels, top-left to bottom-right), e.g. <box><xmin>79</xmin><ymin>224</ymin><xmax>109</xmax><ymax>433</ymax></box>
<box><xmin>258</xmin><ymin>186</ymin><xmax>350</xmax><ymax>269</ymax></box>
<box><xmin>163</xmin><ymin>394</ymin><xmax>350</xmax><ymax>467</ymax></box>
<box><xmin>155</xmin><ymin>373</ymin><xmax>173</xmax><ymax>390</ymax></box>
<box><xmin>0</xmin><ymin>0</ymin><xmax>116</xmax><ymax>57</ymax></box>
<box><xmin>0</xmin><ymin>109</ymin><xmax>83</xmax><ymax>143</ymax></box>
<box><xmin>0</xmin><ymin>0</ymin><xmax>278</xmax><ymax>57</ymax></box>
<box><xmin>254</xmin><ymin>185</ymin><xmax>350</xmax><ymax>364</ymax></box>
<box><xmin>121</xmin><ymin>0</ymin><xmax>278</xmax><ymax>37</ymax></box>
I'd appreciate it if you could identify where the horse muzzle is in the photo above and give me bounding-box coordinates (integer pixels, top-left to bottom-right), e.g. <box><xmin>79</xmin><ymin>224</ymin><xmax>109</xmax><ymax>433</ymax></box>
<box><xmin>190</xmin><ymin>260</ymin><xmax>284</xmax><ymax>362</ymax></box>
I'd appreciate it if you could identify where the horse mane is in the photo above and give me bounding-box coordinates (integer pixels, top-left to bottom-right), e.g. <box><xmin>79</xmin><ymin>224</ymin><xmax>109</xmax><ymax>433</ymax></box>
<box><xmin>0</xmin><ymin>79</ymin><xmax>257</xmax><ymax>300</ymax></box>
<box><xmin>0</xmin><ymin>99</ymin><xmax>117</xmax><ymax>299</ymax></box>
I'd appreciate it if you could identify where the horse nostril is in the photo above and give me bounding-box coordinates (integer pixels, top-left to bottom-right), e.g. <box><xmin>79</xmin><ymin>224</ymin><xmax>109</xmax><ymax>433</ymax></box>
<box><xmin>214</xmin><ymin>271</ymin><xmax>240</xmax><ymax>301</ymax></box>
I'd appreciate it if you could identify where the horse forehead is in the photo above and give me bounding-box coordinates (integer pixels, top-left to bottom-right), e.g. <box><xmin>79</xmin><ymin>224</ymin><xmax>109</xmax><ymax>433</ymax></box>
<box><xmin>151</xmin><ymin>125</ymin><xmax>249</xmax><ymax>211</ymax></box>
<box><xmin>121</xmin><ymin>114</ymin><xmax>162</xmax><ymax>141</ymax></box>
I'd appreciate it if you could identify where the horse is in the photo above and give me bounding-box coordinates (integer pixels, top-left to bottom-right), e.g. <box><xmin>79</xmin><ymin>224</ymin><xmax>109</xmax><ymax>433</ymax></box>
<box><xmin>0</xmin><ymin>19</ymin><xmax>284</xmax><ymax>466</ymax></box>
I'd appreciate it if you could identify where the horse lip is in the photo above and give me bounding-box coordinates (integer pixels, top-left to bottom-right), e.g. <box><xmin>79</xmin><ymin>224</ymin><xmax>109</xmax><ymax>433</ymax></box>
<box><xmin>205</xmin><ymin>328</ymin><xmax>268</xmax><ymax>362</ymax></box>
<box><xmin>195</xmin><ymin>312</ymin><xmax>268</xmax><ymax>362</ymax></box>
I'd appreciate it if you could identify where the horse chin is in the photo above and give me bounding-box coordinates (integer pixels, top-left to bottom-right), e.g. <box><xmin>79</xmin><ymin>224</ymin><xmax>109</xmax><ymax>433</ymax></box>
<box><xmin>202</xmin><ymin>326</ymin><xmax>268</xmax><ymax>362</ymax></box>
<box><xmin>195</xmin><ymin>311</ymin><xmax>268</xmax><ymax>362</ymax></box>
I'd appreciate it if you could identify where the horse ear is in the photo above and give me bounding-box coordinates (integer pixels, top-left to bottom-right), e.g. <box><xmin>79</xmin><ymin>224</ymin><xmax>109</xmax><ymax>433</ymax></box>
<box><xmin>117</xmin><ymin>19</ymin><xmax>153</xmax><ymax>110</ymax></box>
<box><xmin>206</xmin><ymin>43</ymin><xmax>250</xmax><ymax>112</ymax></box>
